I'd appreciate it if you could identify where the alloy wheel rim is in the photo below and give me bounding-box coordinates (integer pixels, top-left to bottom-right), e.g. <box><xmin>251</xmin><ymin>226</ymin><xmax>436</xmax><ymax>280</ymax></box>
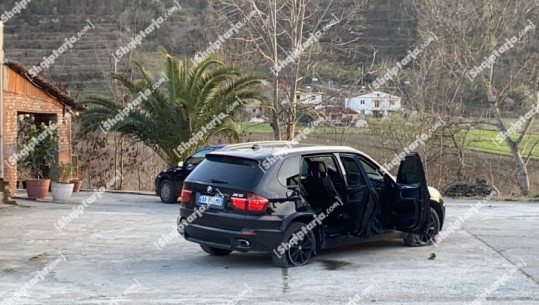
<box><xmin>161</xmin><ymin>184</ymin><xmax>171</xmax><ymax>200</ymax></box>
<box><xmin>287</xmin><ymin>233</ymin><xmax>314</xmax><ymax>266</ymax></box>
<box><xmin>420</xmin><ymin>214</ymin><xmax>438</xmax><ymax>243</ymax></box>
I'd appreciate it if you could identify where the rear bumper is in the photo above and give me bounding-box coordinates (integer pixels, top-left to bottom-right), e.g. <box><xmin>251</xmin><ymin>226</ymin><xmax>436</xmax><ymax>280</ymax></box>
<box><xmin>177</xmin><ymin>216</ymin><xmax>283</xmax><ymax>253</ymax></box>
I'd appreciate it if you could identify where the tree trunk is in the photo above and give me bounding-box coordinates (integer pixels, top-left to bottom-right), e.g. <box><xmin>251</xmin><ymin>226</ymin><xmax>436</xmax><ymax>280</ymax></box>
<box><xmin>285</xmin><ymin>1</ymin><xmax>305</xmax><ymax>140</ymax></box>
<box><xmin>286</xmin><ymin>75</ymin><xmax>298</xmax><ymax>140</ymax></box>
<box><xmin>270</xmin><ymin>0</ymin><xmax>281</xmax><ymax>141</ymax></box>
<box><xmin>490</xmin><ymin>90</ymin><xmax>531</xmax><ymax>196</ymax></box>
<box><xmin>507</xmin><ymin>140</ymin><xmax>530</xmax><ymax>196</ymax></box>
<box><xmin>271</xmin><ymin>75</ymin><xmax>281</xmax><ymax>140</ymax></box>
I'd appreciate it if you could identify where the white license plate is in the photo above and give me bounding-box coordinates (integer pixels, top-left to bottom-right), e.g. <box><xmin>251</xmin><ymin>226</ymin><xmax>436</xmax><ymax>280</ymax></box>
<box><xmin>198</xmin><ymin>194</ymin><xmax>224</xmax><ymax>207</ymax></box>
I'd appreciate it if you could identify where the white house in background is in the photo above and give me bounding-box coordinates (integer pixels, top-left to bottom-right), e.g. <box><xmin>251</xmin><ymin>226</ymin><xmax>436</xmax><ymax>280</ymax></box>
<box><xmin>295</xmin><ymin>91</ymin><xmax>323</xmax><ymax>109</ymax></box>
<box><xmin>345</xmin><ymin>91</ymin><xmax>402</xmax><ymax>118</ymax></box>
<box><xmin>244</xmin><ymin>100</ymin><xmax>264</xmax><ymax>118</ymax></box>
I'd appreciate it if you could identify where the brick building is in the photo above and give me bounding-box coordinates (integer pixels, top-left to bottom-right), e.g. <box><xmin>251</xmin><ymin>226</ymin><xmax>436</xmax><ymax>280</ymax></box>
<box><xmin>0</xmin><ymin>23</ymin><xmax>83</xmax><ymax>192</ymax></box>
<box><xmin>1</xmin><ymin>62</ymin><xmax>85</xmax><ymax>192</ymax></box>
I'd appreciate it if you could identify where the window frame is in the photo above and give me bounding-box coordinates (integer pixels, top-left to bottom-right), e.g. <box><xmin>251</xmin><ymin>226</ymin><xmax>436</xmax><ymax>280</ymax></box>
<box><xmin>339</xmin><ymin>155</ymin><xmax>368</xmax><ymax>188</ymax></box>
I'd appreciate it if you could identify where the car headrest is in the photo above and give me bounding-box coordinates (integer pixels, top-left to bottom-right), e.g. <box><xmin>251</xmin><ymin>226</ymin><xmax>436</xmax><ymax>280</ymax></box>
<box><xmin>309</xmin><ymin>161</ymin><xmax>328</xmax><ymax>177</ymax></box>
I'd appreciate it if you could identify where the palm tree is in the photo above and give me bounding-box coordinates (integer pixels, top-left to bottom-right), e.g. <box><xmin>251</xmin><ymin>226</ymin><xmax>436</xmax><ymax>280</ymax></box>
<box><xmin>79</xmin><ymin>48</ymin><xmax>268</xmax><ymax>166</ymax></box>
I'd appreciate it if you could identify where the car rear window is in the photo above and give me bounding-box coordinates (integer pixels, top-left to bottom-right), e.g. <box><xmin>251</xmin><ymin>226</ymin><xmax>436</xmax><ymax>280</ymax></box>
<box><xmin>187</xmin><ymin>155</ymin><xmax>264</xmax><ymax>188</ymax></box>
<box><xmin>278</xmin><ymin>156</ymin><xmax>301</xmax><ymax>186</ymax></box>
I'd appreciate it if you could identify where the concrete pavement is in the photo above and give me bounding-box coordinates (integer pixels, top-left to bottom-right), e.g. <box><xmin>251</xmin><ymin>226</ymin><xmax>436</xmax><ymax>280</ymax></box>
<box><xmin>0</xmin><ymin>192</ymin><xmax>538</xmax><ymax>304</ymax></box>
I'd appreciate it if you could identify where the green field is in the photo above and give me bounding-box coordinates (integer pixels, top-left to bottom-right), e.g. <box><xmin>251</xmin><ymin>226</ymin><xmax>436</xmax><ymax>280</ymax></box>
<box><xmin>466</xmin><ymin>129</ymin><xmax>539</xmax><ymax>159</ymax></box>
<box><xmin>241</xmin><ymin>122</ymin><xmax>273</xmax><ymax>133</ymax></box>
<box><xmin>240</xmin><ymin>121</ymin><xmax>539</xmax><ymax>159</ymax></box>
<box><xmin>241</xmin><ymin>122</ymin><xmax>367</xmax><ymax>135</ymax></box>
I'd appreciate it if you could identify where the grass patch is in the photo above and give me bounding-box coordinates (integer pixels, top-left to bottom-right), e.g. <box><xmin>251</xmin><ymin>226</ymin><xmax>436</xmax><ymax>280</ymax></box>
<box><xmin>465</xmin><ymin>129</ymin><xmax>539</xmax><ymax>159</ymax></box>
<box><xmin>240</xmin><ymin>122</ymin><xmax>367</xmax><ymax>135</ymax></box>
<box><xmin>241</xmin><ymin>122</ymin><xmax>273</xmax><ymax>133</ymax></box>
<box><xmin>239</xmin><ymin>121</ymin><xmax>539</xmax><ymax>159</ymax></box>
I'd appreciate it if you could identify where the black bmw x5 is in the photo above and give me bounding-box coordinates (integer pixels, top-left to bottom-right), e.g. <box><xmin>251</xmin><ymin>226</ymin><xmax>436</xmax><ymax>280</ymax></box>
<box><xmin>177</xmin><ymin>142</ymin><xmax>445</xmax><ymax>267</ymax></box>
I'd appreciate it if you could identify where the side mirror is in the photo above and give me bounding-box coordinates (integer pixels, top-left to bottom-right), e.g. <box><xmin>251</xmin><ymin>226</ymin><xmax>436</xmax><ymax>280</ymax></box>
<box><xmin>286</xmin><ymin>190</ymin><xmax>301</xmax><ymax>201</ymax></box>
<box><xmin>177</xmin><ymin>161</ymin><xmax>184</xmax><ymax>167</ymax></box>
<box><xmin>286</xmin><ymin>186</ymin><xmax>301</xmax><ymax>201</ymax></box>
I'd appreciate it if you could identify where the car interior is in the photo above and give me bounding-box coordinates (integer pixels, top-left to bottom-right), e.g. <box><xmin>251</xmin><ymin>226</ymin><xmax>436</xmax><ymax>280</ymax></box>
<box><xmin>301</xmin><ymin>161</ymin><xmax>342</xmax><ymax>210</ymax></box>
<box><xmin>299</xmin><ymin>157</ymin><xmax>349</xmax><ymax>231</ymax></box>
<box><xmin>298</xmin><ymin>155</ymin><xmax>402</xmax><ymax>235</ymax></box>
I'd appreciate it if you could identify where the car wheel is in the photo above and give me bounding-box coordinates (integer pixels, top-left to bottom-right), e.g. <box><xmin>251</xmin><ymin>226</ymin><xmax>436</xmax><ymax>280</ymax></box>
<box><xmin>200</xmin><ymin>245</ymin><xmax>232</xmax><ymax>256</ymax></box>
<box><xmin>272</xmin><ymin>222</ymin><xmax>316</xmax><ymax>268</ymax></box>
<box><xmin>404</xmin><ymin>207</ymin><xmax>441</xmax><ymax>247</ymax></box>
<box><xmin>159</xmin><ymin>180</ymin><xmax>178</xmax><ymax>203</ymax></box>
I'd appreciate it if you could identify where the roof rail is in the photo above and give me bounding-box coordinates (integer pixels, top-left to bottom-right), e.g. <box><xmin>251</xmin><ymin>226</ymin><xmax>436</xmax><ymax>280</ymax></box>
<box><xmin>222</xmin><ymin>141</ymin><xmax>299</xmax><ymax>151</ymax></box>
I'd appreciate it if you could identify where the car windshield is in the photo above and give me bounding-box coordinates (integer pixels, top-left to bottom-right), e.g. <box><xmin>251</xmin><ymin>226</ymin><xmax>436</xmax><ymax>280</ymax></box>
<box><xmin>185</xmin><ymin>149</ymin><xmax>212</xmax><ymax>167</ymax></box>
<box><xmin>187</xmin><ymin>155</ymin><xmax>264</xmax><ymax>188</ymax></box>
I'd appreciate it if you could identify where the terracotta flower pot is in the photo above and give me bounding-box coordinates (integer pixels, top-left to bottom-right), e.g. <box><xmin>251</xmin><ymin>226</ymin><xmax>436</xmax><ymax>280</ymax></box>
<box><xmin>71</xmin><ymin>179</ymin><xmax>82</xmax><ymax>192</ymax></box>
<box><xmin>26</xmin><ymin>179</ymin><xmax>51</xmax><ymax>200</ymax></box>
<box><xmin>51</xmin><ymin>182</ymin><xmax>74</xmax><ymax>203</ymax></box>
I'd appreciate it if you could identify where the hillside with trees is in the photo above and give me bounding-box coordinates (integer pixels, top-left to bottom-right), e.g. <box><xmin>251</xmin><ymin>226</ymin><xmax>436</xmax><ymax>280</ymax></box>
<box><xmin>2</xmin><ymin>0</ymin><xmax>539</xmax><ymax>196</ymax></box>
<box><xmin>1</xmin><ymin>0</ymin><xmax>417</xmax><ymax>96</ymax></box>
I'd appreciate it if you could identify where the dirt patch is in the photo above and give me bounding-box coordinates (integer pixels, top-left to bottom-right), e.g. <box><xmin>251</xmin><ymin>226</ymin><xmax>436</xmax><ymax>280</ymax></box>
<box><xmin>29</xmin><ymin>252</ymin><xmax>49</xmax><ymax>262</ymax></box>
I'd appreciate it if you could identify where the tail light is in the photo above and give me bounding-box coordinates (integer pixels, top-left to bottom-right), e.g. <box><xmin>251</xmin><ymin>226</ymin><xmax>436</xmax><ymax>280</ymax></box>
<box><xmin>231</xmin><ymin>197</ymin><xmax>247</xmax><ymax>210</ymax></box>
<box><xmin>180</xmin><ymin>188</ymin><xmax>192</xmax><ymax>203</ymax></box>
<box><xmin>231</xmin><ymin>193</ymin><xmax>269</xmax><ymax>212</ymax></box>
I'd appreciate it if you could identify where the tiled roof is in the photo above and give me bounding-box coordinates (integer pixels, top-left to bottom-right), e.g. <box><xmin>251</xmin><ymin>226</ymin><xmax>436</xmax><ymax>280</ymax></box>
<box><xmin>4</xmin><ymin>61</ymin><xmax>85</xmax><ymax>111</ymax></box>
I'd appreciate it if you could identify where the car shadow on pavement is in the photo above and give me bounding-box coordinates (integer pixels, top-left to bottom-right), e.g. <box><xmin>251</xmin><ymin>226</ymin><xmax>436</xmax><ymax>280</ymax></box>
<box><xmin>168</xmin><ymin>239</ymin><xmax>406</xmax><ymax>270</ymax></box>
<box><xmin>319</xmin><ymin>238</ymin><xmax>405</xmax><ymax>255</ymax></box>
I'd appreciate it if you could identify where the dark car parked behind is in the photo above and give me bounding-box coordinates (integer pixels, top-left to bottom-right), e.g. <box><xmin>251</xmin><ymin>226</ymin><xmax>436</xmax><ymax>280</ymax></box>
<box><xmin>155</xmin><ymin>145</ymin><xmax>226</xmax><ymax>203</ymax></box>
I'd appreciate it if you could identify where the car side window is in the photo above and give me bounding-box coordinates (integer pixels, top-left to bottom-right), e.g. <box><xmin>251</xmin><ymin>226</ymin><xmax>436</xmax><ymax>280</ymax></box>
<box><xmin>277</xmin><ymin>156</ymin><xmax>301</xmax><ymax>186</ymax></box>
<box><xmin>340</xmin><ymin>156</ymin><xmax>367</xmax><ymax>187</ymax></box>
<box><xmin>184</xmin><ymin>149</ymin><xmax>213</xmax><ymax>167</ymax></box>
<box><xmin>304</xmin><ymin>155</ymin><xmax>344</xmax><ymax>186</ymax></box>
<box><xmin>358</xmin><ymin>158</ymin><xmax>384</xmax><ymax>180</ymax></box>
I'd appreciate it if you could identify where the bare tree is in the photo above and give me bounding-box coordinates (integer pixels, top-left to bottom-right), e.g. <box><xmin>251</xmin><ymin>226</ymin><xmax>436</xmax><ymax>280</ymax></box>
<box><xmin>410</xmin><ymin>0</ymin><xmax>539</xmax><ymax>195</ymax></box>
<box><xmin>210</xmin><ymin>0</ymin><xmax>367</xmax><ymax>140</ymax></box>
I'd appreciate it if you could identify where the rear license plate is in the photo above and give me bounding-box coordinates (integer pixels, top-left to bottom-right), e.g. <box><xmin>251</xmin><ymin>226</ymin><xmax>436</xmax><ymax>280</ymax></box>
<box><xmin>197</xmin><ymin>194</ymin><xmax>224</xmax><ymax>207</ymax></box>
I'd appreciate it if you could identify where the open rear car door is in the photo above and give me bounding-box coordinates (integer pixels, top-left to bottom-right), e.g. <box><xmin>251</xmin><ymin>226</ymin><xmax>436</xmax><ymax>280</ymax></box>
<box><xmin>392</xmin><ymin>153</ymin><xmax>430</xmax><ymax>235</ymax></box>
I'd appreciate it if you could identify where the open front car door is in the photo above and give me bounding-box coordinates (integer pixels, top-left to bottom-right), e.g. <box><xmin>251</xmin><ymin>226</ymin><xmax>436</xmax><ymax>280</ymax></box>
<box><xmin>392</xmin><ymin>153</ymin><xmax>430</xmax><ymax>235</ymax></box>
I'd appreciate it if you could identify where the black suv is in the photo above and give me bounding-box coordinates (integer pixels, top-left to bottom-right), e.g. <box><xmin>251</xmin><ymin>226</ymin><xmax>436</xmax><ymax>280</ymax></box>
<box><xmin>177</xmin><ymin>142</ymin><xmax>445</xmax><ymax>267</ymax></box>
<box><xmin>155</xmin><ymin>145</ymin><xmax>226</xmax><ymax>203</ymax></box>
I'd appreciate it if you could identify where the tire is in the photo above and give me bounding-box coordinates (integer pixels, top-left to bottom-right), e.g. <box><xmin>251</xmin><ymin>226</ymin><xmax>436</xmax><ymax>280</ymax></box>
<box><xmin>200</xmin><ymin>245</ymin><xmax>232</xmax><ymax>256</ymax></box>
<box><xmin>272</xmin><ymin>222</ymin><xmax>316</xmax><ymax>268</ymax></box>
<box><xmin>159</xmin><ymin>180</ymin><xmax>178</xmax><ymax>203</ymax></box>
<box><xmin>404</xmin><ymin>207</ymin><xmax>441</xmax><ymax>247</ymax></box>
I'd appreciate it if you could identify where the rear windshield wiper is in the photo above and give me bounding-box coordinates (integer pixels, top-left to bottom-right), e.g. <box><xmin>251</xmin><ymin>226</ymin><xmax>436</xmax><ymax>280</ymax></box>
<box><xmin>210</xmin><ymin>178</ymin><xmax>228</xmax><ymax>184</ymax></box>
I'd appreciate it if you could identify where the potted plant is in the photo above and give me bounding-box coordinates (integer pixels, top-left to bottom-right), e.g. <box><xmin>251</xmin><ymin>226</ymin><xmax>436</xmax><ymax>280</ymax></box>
<box><xmin>20</xmin><ymin>123</ymin><xmax>57</xmax><ymax>200</ymax></box>
<box><xmin>17</xmin><ymin>168</ymin><xmax>30</xmax><ymax>189</ymax></box>
<box><xmin>70</xmin><ymin>166</ymin><xmax>82</xmax><ymax>192</ymax></box>
<box><xmin>51</xmin><ymin>163</ymin><xmax>74</xmax><ymax>203</ymax></box>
